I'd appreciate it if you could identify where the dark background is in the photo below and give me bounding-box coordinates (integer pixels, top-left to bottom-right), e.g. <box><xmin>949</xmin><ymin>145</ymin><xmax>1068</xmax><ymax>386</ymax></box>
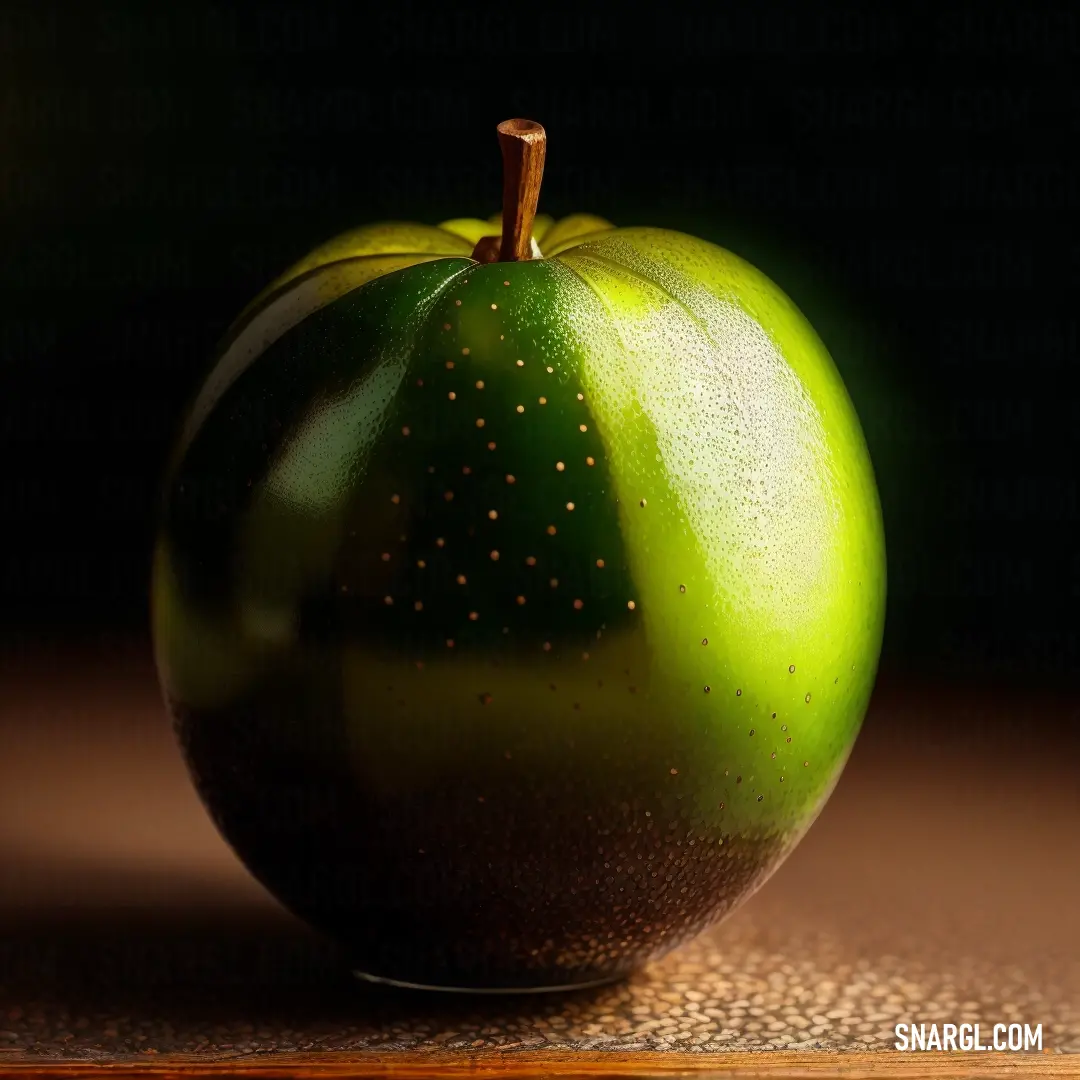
<box><xmin>1</xmin><ymin>3</ymin><xmax>1077</xmax><ymax>691</ymax></box>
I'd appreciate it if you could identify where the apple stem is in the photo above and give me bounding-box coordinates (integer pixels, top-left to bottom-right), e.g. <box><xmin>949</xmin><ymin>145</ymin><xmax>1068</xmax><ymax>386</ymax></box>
<box><xmin>497</xmin><ymin>119</ymin><xmax>546</xmax><ymax>262</ymax></box>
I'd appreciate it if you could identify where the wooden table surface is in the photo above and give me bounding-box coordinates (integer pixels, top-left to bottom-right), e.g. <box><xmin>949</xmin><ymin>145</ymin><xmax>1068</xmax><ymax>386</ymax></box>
<box><xmin>0</xmin><ymin>642</ymin><xmax>1077</xmax><ymax>1076</ymax></box>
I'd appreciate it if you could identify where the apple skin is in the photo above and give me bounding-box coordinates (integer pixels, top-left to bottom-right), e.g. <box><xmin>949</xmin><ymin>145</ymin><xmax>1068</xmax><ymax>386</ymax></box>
<box><xmin>152</xmin><ymin>211</ymin><xmax>885</xmax><ymax>990</ymax></box>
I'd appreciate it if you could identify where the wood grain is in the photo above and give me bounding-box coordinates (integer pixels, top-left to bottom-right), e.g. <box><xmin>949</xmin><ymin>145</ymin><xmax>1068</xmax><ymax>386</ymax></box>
<box><xmin>0</xmin><ymin>1048</ymin><xmax>1076</xmax><ymax>1078</ymax></box>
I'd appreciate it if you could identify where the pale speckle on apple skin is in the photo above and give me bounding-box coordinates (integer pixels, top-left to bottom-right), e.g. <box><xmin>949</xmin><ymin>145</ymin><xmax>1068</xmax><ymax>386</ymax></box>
<box><xmin>551</xmin><ymin>241</ymin><xmax>834</xmax><ymax>633</ymax></box>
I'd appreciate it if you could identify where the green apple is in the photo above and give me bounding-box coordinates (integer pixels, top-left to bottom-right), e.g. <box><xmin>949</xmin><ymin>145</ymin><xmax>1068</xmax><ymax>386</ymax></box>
<box><xmin>153</xmin><ymin>119</ymin><xmax>885</xmax><ymax>992</ymax></box>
